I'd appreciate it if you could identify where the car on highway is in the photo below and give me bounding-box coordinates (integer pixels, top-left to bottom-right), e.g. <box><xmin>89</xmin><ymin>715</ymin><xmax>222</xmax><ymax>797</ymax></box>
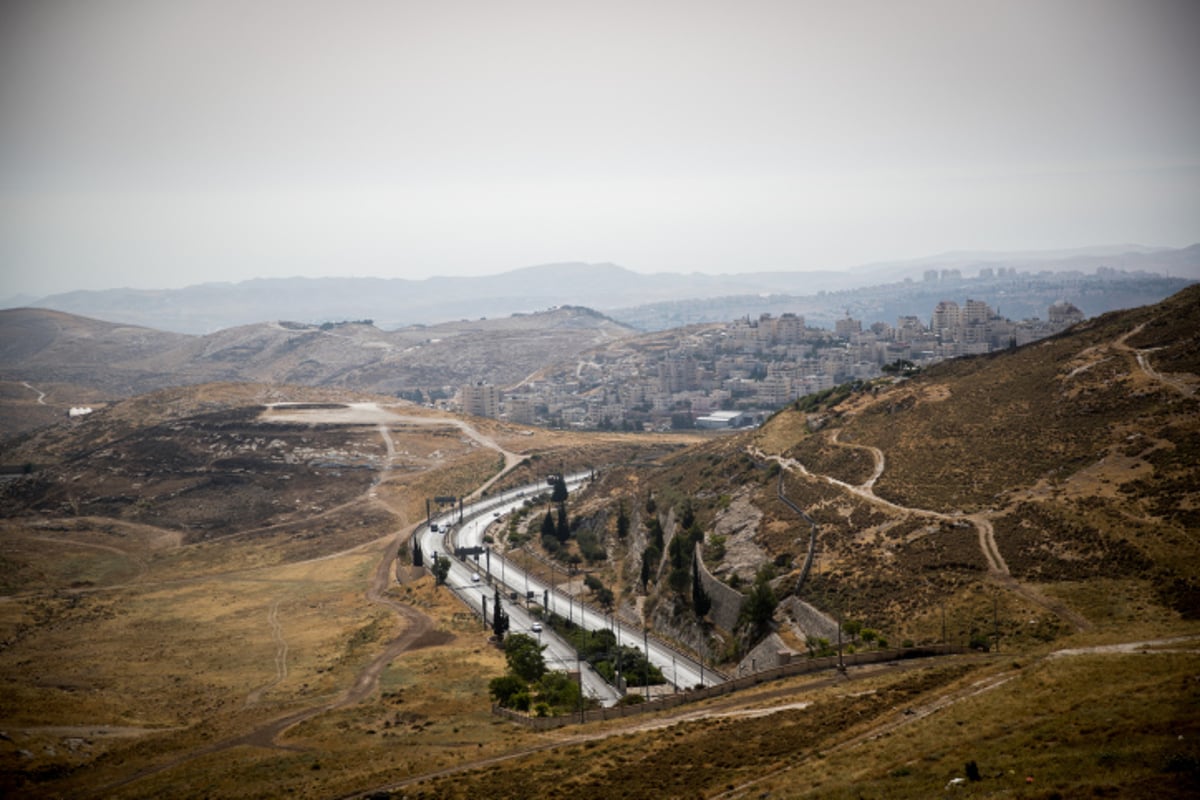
<box><xmin>471</xmin><ymin>573</ymin><xmax>480</xmax><ymax>582</ymax></box>
<box><xmin>531</xmin><ymin>622</ymin><xmax>543</xmax><ymax>633</ymax></box>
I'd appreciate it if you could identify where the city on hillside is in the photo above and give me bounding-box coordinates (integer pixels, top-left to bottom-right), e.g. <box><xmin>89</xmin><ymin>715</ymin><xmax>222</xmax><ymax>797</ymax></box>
<box><xmin>449</xmin><ymin>296</ymin><xmax>1086</xmax><ymax>431</ymax></box>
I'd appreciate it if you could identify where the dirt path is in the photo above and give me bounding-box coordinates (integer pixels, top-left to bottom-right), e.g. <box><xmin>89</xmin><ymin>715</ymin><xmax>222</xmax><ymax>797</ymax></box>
<box><xmin>751</xmin><ymin>446</ymin><xmax>1095</xmax><ymax>632</ymax></box>
<box><xmin>28</xmin><ymin>534</ymin><xmax>148</xmax><ymax>576</ymax></box>
<box><xmin>92</xmin><ymin>406</ymin><xmax>531</xmax><ymax>794</ymax></box>
<box><xmin>21</xmin><ymin>380</ymin><xmax>47</xmax><ymax>405</ymax></box>
<box><xmin>98</xmin><ymin>416</ymin><xmax>444</xmax><ymax>794</ymax></box>
<box><xmin>709</xmin><ymin>635</ymin><xmax>1196</xmax><ymax>799</ymax></box>
<box><xmin>1115</xmin><ymin>321</ymin><xmax>1196</xmax><ymax>397</ymax></box>
<box><xmin>384</xmin><ymin>411</ymin><xmax>525</xmax><ymax>500</ymax></box>
<box><xmin>244</xmin><ymin>598</ymin><xmax>289</xmax><ymax>707</ymax></box>
<box><xmin>338</xmin><ymin>656</ymin><xmax>973</xmax><ymax>800</ymax></box>
<box><xmin>756</xmin><ymin>445</ymin><xmax>1010</xmax><ymax>576</ymax></box>
<box><xmin>967</xmin><ymin>513</ymin><xmax>1009</xmax><ymax>574</ymax></box>
<box><xmin>830</xmin><ymin>428</ymin><xmax>885</xmax><ymax>490</ymax></box>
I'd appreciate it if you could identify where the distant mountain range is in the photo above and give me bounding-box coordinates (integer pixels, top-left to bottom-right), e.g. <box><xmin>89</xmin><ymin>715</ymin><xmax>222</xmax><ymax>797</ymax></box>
<box><xmin>7</xmin><ymin>244</ymin><xmax>1197</xmax><ymax>334</ymax></box>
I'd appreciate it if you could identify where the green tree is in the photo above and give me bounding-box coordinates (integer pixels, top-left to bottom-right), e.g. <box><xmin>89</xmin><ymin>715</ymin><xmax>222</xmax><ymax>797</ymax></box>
<box><xmin>541</xmin><ymin>509</ymin><xmax>555</xmax><ymax>540</ymax></box>
<box><xmin>594</xmin><ymin>584</ymin><xmax>614</xmax><ymax>610</ymax></box>
<box><xmin>668</xmin><ymin>534</ymin><xmax>687</xmax><ymax>571</ymax></box>
<box><xmin>679</xmin><ymin>500</ymin><xmax>696</xmax><ymax>530</ymax></box>
<box><xmin>640</xmin><ymin>545</ymin><xmax>660</xmax><ymax>590</ymax></box>
<box><xmin>431</xmin><ymin>554</ymin><xmax>451</xmax><ymax>586</ymax></box>
<box><xmin>646</xmin><ymin>516</ymin><xmax>664</xmax><ymax>552</ymax></box>
<box><xmin>551</xmin><ymin>475</ymin><xmax>569</xmax><ymax>504</ymax></box>
<box><xmin>670</xmin><ymin>412</ymin><xmax>695</xmax><ymax>429</ymax></box>
<box><xmin>616</xmin><ymin>501</ymin><xmax>629</xmax><ymax>540</ymax></box>
<box><xmin>536</xmin><ymin>670</ymin><xmax>581</xmax><ymax>710</ymax></box>
<box><xmin>412</xmin><ymin>538</ymin><xmax>423</xmax><ymax>567</ymax></box>
<box><xmin>743</xmin><ymin>568</ymin><xmax>777</xmax><ymax>638</ymax></box>
<box><xmin>881</xmin><ymin>358</ymin><xmax>916</xmax><ymax>375</ymax></box>
<box><xmin>492</xmin><ymin>593</ymin><xmax>509</xmax><ymax>639</ymax></box>
<box><xmin>556</xmin><ymin>506</ymin><xmax>570</xmax><ymax>543</ymax></box>
<box><xmin>806</xmin><ymin>637</ymin><xmax>836</xmax><ymax>658</ymax></box>
<box><xmin>692</xmin><ymin>558</ymin><xmax>712</xmax><ymax>617</ymax></box>
<box><xmin>668</xmin><ymin>566</ymin><xmax>690</xmax><ymax>594</ymax></box>
<box><xmin>577</xmin><ymin>528</ymin><xmax>607</xmax><ymax>563</ymax></box>
<box><xmin>488</xmin><ymin>673</ymin><xmax>526</xmax><ymax>707</ymax></box>
<box><xmin>504</xmin><ymin>633</ymin><xmax>547</xmax><ymax>682</ymax></box>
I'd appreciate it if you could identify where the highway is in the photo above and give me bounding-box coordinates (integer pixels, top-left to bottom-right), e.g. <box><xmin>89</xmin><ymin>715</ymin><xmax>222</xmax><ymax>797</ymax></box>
<box><xmin>415</xmin><ymin>474</ymin><xmax>722</xmax><ymax>707</ymax></box>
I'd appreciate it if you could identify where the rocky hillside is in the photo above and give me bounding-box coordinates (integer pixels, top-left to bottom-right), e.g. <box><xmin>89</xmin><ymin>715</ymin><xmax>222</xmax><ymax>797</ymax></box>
<box><xmin>578</xmin><ymin>285</ymin><xmax>1200</xmax><ymax>661</ymax></box>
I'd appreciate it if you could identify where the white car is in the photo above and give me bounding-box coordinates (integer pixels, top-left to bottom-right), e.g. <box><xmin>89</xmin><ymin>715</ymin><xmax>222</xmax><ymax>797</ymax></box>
<box><xmin>471</xmin><ymin>573</ymin><xmax>480</xmax><ymax>582</ymax></box>
<box><xmin>531</xmin><ymin>622</ymin><xmax>543</xmax><ymax>633</ymax></box>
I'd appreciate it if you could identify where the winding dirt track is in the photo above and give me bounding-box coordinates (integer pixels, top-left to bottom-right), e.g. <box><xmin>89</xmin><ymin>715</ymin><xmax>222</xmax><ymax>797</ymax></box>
<box><xmin>22</xmin><ymin>380</ymin><xmax>48</xmax><ymax>404</ymax></box>
<box><xmin>749</xmin><ymin>435</ymin><xmax>1096</xmax><ymax>632</ymax></box>
<box><xmin>1112</xmin><ymin>321</ymin><xmax>1195</xmax><ymax>396</ymax></box>
<box><xmin>98</xmin><ymin>406</ymin><xmax>526</xmax><ymax>794</ymax></box>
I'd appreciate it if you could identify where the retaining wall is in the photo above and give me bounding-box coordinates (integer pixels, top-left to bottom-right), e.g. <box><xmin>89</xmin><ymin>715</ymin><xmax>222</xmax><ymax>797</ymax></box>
<box><xmin>694</xmin><ymin>544</ymin><xmax>745</xmax><ymax>632</ymax></box>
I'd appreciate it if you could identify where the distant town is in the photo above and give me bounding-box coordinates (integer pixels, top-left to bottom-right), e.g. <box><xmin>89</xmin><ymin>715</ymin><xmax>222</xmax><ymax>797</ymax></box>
<box><xmin>450</xmin><ymin>294</ymin><xmax>1085</xmax><ymax>431</ymax></box>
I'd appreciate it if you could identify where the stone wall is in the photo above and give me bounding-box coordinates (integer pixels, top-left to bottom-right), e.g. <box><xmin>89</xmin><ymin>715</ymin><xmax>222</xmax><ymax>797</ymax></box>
<box><xmin>778</xmin><ymin>595</ymin><xmax>839</xmax><ymax>643</ymax></box>
<box><xmin>695</xmin><ymin>544</ymin><xmax>745</xmax><ymax>632</ymax></box>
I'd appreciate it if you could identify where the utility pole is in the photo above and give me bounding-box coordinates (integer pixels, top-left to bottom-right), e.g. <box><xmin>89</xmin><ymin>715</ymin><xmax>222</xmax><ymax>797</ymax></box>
<box><xmin>837</xmin><ymin>611</ymin><xmax>846</xmax><ymax>674</ymax></box>
<box><xmin>643</xmin><ymin>627</ymin><xmax>650</xmax><ymax>700</ymax></box>
<box><xmin>577</xmin><ymin>649</ymin><xmax>583</xmax><ymax>723</ymax></box>
<box><xmin>993</xmin><ymin>592</ymin><xmax>1003</xmax><ymax>652</ymax></box>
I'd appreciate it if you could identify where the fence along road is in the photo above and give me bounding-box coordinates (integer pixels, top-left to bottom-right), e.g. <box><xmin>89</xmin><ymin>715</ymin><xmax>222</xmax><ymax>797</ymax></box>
<box><xmin>416</xmin><ymin>474</ymin><xmax>722</xmax><ymax>703</ymax></box>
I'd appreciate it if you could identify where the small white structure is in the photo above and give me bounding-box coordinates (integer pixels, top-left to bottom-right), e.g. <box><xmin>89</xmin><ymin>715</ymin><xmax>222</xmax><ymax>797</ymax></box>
<box><xmin>68</xmin><ymin>407</ymin><xmax>94</xmax><ymax>418</ymax></box>
<box><xmin>695</xmin><ymin>410</ymin><xmax>750</xmax><ymax>429</ymax></box>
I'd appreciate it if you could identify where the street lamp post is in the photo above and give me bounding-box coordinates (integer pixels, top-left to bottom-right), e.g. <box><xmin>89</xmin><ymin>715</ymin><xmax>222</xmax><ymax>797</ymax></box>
<box><xmin>643</xmin><ymin>626</ymin><xmax>650</xmax><ymax>700</ymax></box>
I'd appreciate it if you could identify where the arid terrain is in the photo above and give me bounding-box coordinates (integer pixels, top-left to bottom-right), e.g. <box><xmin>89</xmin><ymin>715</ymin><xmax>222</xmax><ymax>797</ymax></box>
<box><xmin>1</xmin><ymin>288</ymin><xmax>1198</xmax><ymax>798</ymax></box>
<box><xmin>0</xmin><ymin>306</ymin><xmax>634</xmax><ymax>438</ymax></box>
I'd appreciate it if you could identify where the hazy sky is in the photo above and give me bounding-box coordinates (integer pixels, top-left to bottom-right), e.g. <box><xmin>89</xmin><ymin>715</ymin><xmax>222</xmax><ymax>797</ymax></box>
<box><xmin>2</xmin><ymin>0</ymin><xmax>1198</xmax><ymax>296</ymax></box>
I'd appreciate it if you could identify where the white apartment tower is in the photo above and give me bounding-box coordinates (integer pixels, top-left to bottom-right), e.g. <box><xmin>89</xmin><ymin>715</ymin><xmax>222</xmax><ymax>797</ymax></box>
<box><xmin>460</xmin><ymin>382</ymin><xmax>500</xmax><ymax>419</ymax></box>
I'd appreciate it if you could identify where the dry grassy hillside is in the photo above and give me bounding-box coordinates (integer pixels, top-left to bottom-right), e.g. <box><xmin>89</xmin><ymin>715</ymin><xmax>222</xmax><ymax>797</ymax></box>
<box><xmin>0</xmin><ymin>306</ymin><xmax>635</xmax><ymax>438</ymax></box>
<box><xmin>1</xmin><ymin>289</ymin><xmax>1198</xmax><ymax>799</ymax></box>
<box><xmin>748</xmin><ymin>285</ymin><xmax>1199</xmax><ymax>632</ymax></box>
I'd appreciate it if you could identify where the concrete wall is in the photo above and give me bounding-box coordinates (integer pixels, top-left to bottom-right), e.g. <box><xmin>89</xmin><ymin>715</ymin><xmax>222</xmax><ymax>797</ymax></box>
<box><xmin>778</xmin><ymin>595</ymin><xmax>839</xmax><ymax>643</ymax></box>
<box><xmin>695</xmin><ymin>544</ymin><xmax>745</xmax><ymax>632</ymax></box>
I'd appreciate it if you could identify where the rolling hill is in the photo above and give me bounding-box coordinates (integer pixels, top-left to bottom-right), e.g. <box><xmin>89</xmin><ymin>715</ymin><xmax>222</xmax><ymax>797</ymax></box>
<box><xmin>0</xmin><ymin>288</ymin><xmax>1196</xmax><ymax>798</ymax></box>
<box><xmin>0</xmin><ymin>305</ymin><xmax>634</xmax><ymax>437</ymax></box>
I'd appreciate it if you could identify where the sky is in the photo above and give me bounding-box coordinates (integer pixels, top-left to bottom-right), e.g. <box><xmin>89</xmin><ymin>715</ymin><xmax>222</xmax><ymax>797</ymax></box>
<box><xmin>2</xmin><ymin>0</ymin><xmax>1198</xmax><ymax>297</ymax></box>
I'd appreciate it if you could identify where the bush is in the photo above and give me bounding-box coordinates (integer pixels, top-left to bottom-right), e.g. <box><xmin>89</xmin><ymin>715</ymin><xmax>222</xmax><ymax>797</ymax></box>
<box><xmin>489</xmin><ymin>674</ymin><xmax>527</xmax><ymax>708</ymax></box>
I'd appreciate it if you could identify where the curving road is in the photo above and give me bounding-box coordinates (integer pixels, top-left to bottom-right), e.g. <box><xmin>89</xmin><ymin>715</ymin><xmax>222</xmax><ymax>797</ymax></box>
<box><xmin>417</xmin><ymin>475</ymin><xmax>722</xmax><ymax>703</ymax></box>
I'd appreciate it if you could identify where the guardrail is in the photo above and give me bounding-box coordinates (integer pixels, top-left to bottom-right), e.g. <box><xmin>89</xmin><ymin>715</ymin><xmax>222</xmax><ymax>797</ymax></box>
<box><xmin>504</xmin><ymin>542</ymin><xmax>728</xmax><ymax>686</ymax></box>
<box><xmin>493</xmin><ymin>644</ymin><xmax>965</xmax><ymax>730</ymax></box>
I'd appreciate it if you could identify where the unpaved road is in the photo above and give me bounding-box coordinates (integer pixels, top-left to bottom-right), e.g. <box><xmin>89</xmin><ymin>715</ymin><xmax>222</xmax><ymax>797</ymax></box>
<box><xmin>750</xmin><ymin>441</ymin><xmax>1093</xmax><ymax>632</ymax></box>
<box><xmin>99</xmin><ymin>404</ymin><xmax>526</xmax><ymax>794</ymax></box>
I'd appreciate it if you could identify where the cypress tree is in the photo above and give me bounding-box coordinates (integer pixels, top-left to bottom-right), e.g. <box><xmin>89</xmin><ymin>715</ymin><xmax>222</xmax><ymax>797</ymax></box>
<box><xmin>692</xmin><ymin>557</ymin><xmax>712</xmax><ymax>617</ymax></box>
<box><xmin>556</xmin><ymin>506</ymin><xmax>570</xmax><ymax>543</ymax></box>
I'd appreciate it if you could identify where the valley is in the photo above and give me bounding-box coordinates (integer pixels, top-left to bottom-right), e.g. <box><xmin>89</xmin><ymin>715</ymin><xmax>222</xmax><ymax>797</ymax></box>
<box><xmin>0</xmin><ymin>288</ymin><xmax>1198</xmax><ymax>798</ymax></box>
